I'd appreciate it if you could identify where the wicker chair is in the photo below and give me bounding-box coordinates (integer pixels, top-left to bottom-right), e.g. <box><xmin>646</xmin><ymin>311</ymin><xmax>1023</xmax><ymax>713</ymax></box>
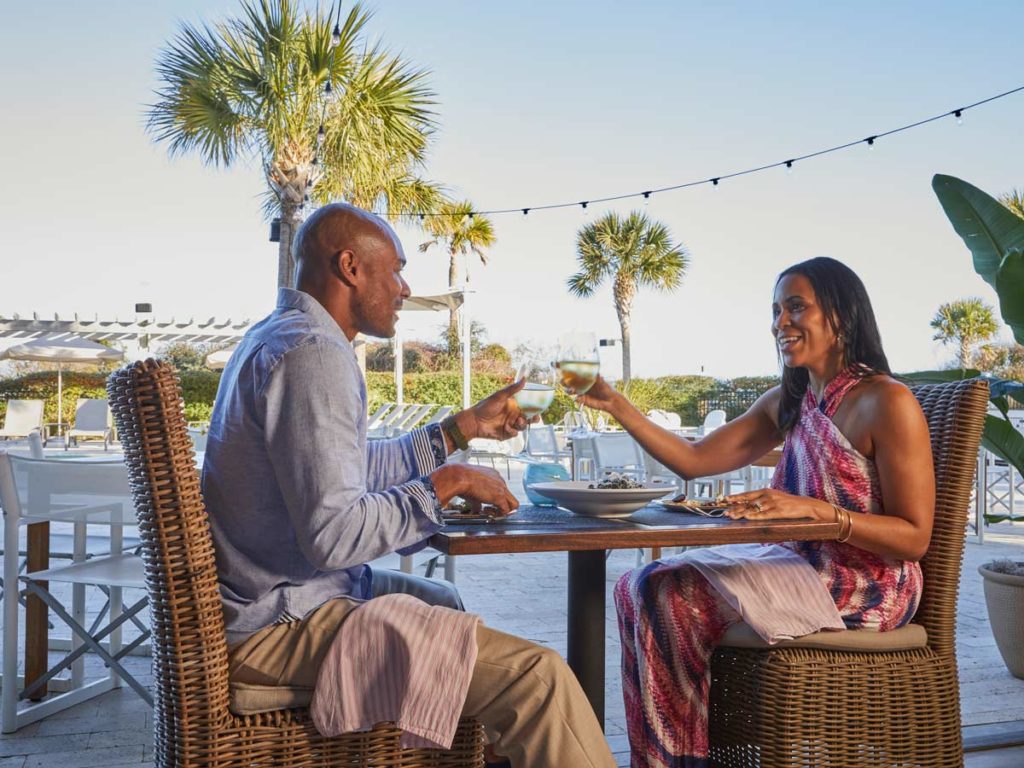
<box><xmin>107</xmin><ymin>360</ymin><xmax>484</xmax><ymax>768</ymax></box>
<box><xmin>707</xmin><ymin>378</ymin><xmax>989</xmax><ymax>768</ymax></box>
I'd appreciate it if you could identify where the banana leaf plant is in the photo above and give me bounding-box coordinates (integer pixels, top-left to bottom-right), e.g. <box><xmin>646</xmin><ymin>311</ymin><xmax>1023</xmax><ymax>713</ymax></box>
<box><xmin>915</xmin><ymin>174</ymin><xmax>1024</xmax><ymax>479</ymax></box>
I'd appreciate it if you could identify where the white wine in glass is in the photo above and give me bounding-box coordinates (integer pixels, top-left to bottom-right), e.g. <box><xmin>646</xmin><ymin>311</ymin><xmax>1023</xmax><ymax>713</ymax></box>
<box><xmin>513</xmin><ymin>359</ymin><xmax>556</xmax><ymax>419</ymax></box>
<box><xmin>555</xmin><ymin>332</ymin><xmax>600</xmax><ymax>395</ymax></box>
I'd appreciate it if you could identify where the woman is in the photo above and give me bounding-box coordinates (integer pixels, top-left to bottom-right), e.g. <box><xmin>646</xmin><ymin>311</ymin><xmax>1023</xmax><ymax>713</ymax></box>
<box><xmin>577</xmin><ymin>257</ymin><xmax>934</xmax><ymax>768</ymax></box>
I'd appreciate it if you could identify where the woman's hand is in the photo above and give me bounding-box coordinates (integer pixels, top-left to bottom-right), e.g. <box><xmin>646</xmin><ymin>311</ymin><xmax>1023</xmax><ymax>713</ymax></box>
<box><xmin>576</xmin><ymin>375</ymin><xmax>621</xmax><ymax>414</ymax></box>
<box><xmin>722</xmin><ymin>488</ymin><xmax>833</xmax><ymax>522</ymax></box>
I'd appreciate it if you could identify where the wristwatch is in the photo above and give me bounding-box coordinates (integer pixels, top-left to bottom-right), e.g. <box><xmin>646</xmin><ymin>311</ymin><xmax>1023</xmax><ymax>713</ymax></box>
<box><xmin>440</xmin><ymin>415</ymin><xmax>470</xmax><ymax>451</ymax></box>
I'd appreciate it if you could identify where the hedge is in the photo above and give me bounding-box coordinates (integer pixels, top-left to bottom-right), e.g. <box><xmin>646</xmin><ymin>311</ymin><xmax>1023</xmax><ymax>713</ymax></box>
<box><xmin>0</xmin><ymin>369</ymin><xmax>224</xmax><ymax>426</ymax></box>
<box><xmin>0</xmin><ymin>365</ymin><xmax>779</xmax><ymax>431</ymax></box>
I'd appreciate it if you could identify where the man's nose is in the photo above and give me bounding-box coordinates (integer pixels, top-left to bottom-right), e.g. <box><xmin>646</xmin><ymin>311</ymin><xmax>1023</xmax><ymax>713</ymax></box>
<box><xmin>400</xmin><ymin>276</ymin><xmax>411</xmax><ymax>299</ymax></box>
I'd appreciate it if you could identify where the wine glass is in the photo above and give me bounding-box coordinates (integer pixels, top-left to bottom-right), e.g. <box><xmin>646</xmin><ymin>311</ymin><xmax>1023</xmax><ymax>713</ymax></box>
<box><xmin>513</xmin><ymin>356</ymin><xmax>557</xmax><ymax>421</ymax></box>
<box><xmin>513</xmin><ymin>355</ymin><xmax>556</xmax><ymax>459</ymax></box>
<box><xmin>555</xmin><ymin>331</ymin><xmax>600</xmax><ymax>432</ymax></box>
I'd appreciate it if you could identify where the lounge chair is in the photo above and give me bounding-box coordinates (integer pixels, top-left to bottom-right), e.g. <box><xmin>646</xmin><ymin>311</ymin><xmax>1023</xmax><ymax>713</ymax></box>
<box><xmin>67</xmin><ymin>398</ymin><xmax>114</xmax><ymax>450</ymax></box>
<box><xmin>0</xmin><ymin>400</ymin><xmax>44</xmax><ymax>442</ymax></box>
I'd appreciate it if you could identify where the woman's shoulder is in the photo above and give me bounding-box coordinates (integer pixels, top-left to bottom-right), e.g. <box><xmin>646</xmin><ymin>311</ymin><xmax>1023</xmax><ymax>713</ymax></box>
<box><xmin>852</xmin><ymin>374</ymin><xmax>924</xmax><ymax>423</ymax></box>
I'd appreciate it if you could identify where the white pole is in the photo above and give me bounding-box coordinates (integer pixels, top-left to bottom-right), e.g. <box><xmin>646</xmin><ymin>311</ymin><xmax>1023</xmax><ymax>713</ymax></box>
<box><xmin>57</xmin><ymin>362</ymin><xmax>63</xmax><ymax>441</ymax></box>
<box><xmin>394</xmin><ymin>329</ymin><xmax>404</xmax><ymax>406</ymax></box>
<box><xmin>461</xmin><ymin>291</ymin><xmax>471</xmax><ymax>410</ymax></box>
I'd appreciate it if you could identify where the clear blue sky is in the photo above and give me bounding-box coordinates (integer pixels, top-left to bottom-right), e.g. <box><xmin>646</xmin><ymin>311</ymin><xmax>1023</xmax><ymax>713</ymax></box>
<box><xmin>2</xmin><ymin>0</ymin><xmax>1022</xmax><ymax>378</ymax></box>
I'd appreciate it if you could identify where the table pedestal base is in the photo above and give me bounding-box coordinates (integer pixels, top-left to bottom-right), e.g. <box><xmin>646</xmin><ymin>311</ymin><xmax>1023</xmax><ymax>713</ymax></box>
<box><xmin>567</xmin><ymin>549</ymin><xmax>605</xmax><ymax>727</ymax></box>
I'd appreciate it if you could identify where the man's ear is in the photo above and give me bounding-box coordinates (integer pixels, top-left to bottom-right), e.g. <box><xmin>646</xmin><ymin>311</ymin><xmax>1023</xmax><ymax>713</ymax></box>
<box><xmin>332</xmin><ymin>249</ymin><xmax>358</xmax><ymax>287</ymax></box>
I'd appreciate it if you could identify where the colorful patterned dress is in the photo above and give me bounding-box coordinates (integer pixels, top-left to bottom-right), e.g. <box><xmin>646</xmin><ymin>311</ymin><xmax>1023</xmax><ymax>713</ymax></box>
<box><xmin>614</xmin><ymin>367</ymin><xmax>924</xmax><ymax>768</ymax></box>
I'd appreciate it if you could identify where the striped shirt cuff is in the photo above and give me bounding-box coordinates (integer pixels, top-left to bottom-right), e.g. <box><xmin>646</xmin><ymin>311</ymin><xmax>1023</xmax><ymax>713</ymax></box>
<box><xmin>410</xmin><ymin>423</ymin><xmax>449</xmax><ymax>475</ymax></box>
<box><xmin>409</xmin><ymin>475</ymin><xmax>444</xmax><ymax>526</ymax></box>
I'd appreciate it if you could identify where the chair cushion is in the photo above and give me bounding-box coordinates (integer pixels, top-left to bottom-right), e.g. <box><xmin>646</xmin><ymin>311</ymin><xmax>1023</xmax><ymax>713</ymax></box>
<box><xmin>719</xmin><ymin>621</ymin><xmax>928</xmax><ymax>651</ymax></box>
<box><xmin>230</xmin><ymin>681</ymin><xmax>313</xmax><ymax>714</ymax></box>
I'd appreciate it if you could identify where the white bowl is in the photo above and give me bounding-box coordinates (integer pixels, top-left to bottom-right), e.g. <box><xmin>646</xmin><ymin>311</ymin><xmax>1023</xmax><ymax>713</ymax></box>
<box><xmin>528</xmin><ymin>480</ymin><xmax>671</xmax><ymax>518</ymax></box>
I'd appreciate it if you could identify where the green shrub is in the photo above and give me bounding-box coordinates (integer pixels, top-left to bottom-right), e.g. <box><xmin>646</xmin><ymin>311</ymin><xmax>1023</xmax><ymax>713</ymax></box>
<box><xmin>184</xmin><ymin>402</ymin><xmax>214</xmax><ymax>422</ymax></box>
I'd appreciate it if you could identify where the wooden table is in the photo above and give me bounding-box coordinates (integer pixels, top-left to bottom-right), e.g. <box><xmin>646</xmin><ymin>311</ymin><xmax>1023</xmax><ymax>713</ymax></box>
<box><xmin>430</xmin><ymin>504</ymin><xmax>839</xmax><ymax>726</ymax></box>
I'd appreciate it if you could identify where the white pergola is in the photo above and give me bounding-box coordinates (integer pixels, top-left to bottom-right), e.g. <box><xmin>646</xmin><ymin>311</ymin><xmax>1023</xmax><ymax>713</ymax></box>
<box><xmin>0</xmin><ymin>313</ymin><xmax>251</xmax><ymax>347</ymax></box>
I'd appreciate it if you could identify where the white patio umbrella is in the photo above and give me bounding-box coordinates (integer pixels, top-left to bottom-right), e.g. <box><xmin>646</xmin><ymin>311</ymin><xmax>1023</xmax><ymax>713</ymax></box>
<box><xmin>1</xmin><ymin>335</ymin><xmax>123</xmax><ymax>432</ymax></box>
<box><xmin>205</xmin><ymin>344</ymin><xmax>238</xmax><ymax>370</ymax></box>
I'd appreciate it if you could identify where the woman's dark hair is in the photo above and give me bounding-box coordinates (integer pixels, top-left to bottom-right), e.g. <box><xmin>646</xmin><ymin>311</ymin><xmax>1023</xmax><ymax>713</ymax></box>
<box><xmin>776</xmin><ymin>257</ymin><xmax>891</xmax><ymax>432</ymax></box>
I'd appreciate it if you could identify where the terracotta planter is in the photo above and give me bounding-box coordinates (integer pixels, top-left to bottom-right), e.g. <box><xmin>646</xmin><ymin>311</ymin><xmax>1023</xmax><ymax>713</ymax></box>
<box><xmin>979</xmin><ymin>562</ymin><xmax>1024</xmax><ymax>679</ymax></box>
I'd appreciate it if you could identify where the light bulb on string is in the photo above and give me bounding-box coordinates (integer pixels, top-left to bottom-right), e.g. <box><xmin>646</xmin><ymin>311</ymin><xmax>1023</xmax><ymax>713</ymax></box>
<box><xmin>785</xmin><ymin>160</ymin><xmax>794</xmax><ymax>176</ymax></box>
<box><xmin>316</xmin><ymin>124</ymin><xmax>325</xmax><ymax>147</ymax></box>
<box><xmin>711</xmin><ymin>178</ymin><xmax>720</xmax><ymax>190</ymax></box>
<box><xmin>642</xmin><ymin>191</ymin><xmax>651</xmax><ymax>209</ymax></box>
<box><xmin>954</xmin><ymin>109</ymin><xmax>963</xmax><ymax>126</ymax></box>
<box><xmin>324</xmin><ymin>81</ymin><xmax>333</xmax><ymax>99</ymax></box>
<box><xmin>522</xmin><ymin>208</ymin><xmax>530</xmax><ymax>225</ymax></box>
<box><xmin>581</xmin><ymin>201</ymin><xmax>589</xmax><ymax>217</ymax></box>
<box><xmin>331</xmin><ymin>23</ymin><xmax>341</xmax><ymax>47</ymax></box>
<box><xmin>866</xmin><ymin>136</ymin><xmax>876</xmax><ymax>151</ymax></box>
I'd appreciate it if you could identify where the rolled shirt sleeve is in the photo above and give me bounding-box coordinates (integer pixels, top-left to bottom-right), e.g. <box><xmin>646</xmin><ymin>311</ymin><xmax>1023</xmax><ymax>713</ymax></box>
<box><xmin>262</xmin><ymin>338</ymin><xmax>442</xmax><ymax>572</ymax></box>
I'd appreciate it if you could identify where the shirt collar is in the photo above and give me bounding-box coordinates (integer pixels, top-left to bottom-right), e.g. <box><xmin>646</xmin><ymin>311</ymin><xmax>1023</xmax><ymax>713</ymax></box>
<box><xmin>276</xmin><ymin>288</ymin><xmax>350</xmax><ymax>342</ymax></box>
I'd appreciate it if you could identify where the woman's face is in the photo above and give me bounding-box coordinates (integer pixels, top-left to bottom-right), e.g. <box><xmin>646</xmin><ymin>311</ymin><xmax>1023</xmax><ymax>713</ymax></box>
<box><xmin>772</xmin><ymin>273</ymin><xmax>842</xmax><ymax>369</ymax></box>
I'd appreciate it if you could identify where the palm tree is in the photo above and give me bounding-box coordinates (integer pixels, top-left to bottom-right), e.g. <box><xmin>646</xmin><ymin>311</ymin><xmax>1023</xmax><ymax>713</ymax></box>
<box><xmin>1000</xmin><ymin>188</ymin><xmax>1024</xmax><ymax>220</ymax></box>
<box><xmin>567</xmin><ymin>211</ymin><xmax>689</xmax><ymax>383</ymax></box>
<box><xmin>147</xmin><ymin>0</ymin><xmax>440</xmax><ymax>288</ymax></box>
<box><xmin>419</xmin><ymin>200</ymin><xmax>496</xmax><ymax>348</ymax></box>
<box><xmin>930</xmin><ymin>298</ymin><xmax>1000</xmax><ymax>368</ymax></box>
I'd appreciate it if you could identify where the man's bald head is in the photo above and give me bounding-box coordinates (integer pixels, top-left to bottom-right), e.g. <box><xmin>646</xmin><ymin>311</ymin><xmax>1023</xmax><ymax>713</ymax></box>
<box><xmin>291</xmin><ymin>202</ymin><xmax>411</xmax><ymax>340</ymax></box>
<box><xmin>293</xmin><ymin>203</ymin><xmax>398</xmax><ymax>287</ymax></box>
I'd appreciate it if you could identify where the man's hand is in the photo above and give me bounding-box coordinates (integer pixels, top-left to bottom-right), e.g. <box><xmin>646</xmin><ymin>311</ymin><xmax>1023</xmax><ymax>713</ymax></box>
<box><xmin>431</xmin><ymin>464</ymin><xmax>519</xmax><ymax>516</ymax></box>
<box><xmin>452</xmin><ymin>378</ymin><xmax>532</xmax><ymax>444</ymax></box>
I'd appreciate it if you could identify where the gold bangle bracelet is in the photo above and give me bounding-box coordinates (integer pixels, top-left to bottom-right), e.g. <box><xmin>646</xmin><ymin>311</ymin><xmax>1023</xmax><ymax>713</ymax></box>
<box><xmin>835</xmin><ymin>505</ymin><xmax>854</xmax><ymax>543</ymax></box>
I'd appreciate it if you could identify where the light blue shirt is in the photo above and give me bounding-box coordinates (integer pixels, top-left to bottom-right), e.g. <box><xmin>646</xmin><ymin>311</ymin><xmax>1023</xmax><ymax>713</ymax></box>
<box><xmin>202</xmin><ymin>288</ymin><xmax>447</xmax><ymax>643</ymax></box>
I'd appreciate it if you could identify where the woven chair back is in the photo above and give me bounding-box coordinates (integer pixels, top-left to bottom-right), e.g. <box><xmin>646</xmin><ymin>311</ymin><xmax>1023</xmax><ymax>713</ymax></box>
<box><xmin>107</xmin><ymin>360</ymin><xmax>232</xmax><ymax>747</ymax></box>
<box><xmin>910</xmin><ymin>378</ymin><xmax>988</xmax><ymax>657</ymax></box>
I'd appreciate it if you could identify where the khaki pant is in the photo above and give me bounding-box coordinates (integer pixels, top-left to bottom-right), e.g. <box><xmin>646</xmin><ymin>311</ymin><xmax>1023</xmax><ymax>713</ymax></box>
<box><xmin>229</xmin><ymin>572</ymin><xmax>615</xmax><ymax>768</ymax></box>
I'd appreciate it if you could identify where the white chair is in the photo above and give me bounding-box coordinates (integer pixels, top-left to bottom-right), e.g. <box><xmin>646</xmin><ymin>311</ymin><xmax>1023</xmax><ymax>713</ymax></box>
<box><xmin>701</xmin><ymin>409</ymin><xmax>727</xmax><ymax>434</ymax></box>
<box><xmin>522</xmin><ymin>425</ymin><xmax>571</xmax><ymax>464</ymax></box>
<box><xmin>425</xmin><ymin>405</ymin><xmax>454</xmax><ymax>425</ymax></box>
<box><xmin>591</xmin><ymin>432</ymin><xmax>645</xmax><ymax>480</ymax></box>
<box><xmin>369</xmin><ymin>403</ymin><xmax>417</xmax><ymax>438</ymax></box>
<box><xmin>692</xmin><ymin>410</ymin><xmax>743</xmax><ymax>498</ymax></box>
<box><xmin>67</xmin><ymin>399</ymin><xmax>114</xmax><ymax>450</ymax></box>
<box><xmin>367</xmin><ymin>402</ymin><xmax>395</xmax><ymax>432</ymax></box>
<box><xmin>394</xmin><ymin>403</ymin><xmax>435</xmax><ymax>433</ymax></box>
<box><xmin>0</xmin><ymin>452</ymin><xmax>149</xmax><ymax>732</ymax></box>
<box><xmin>647</xmin><ymin>409</ymin><xmax>682</xmax><ymax>430</ymax></box>
<box><xmin>0</xmin><ymin>400</ymin><xmax>44</xmax><ymax>442</ymax></box>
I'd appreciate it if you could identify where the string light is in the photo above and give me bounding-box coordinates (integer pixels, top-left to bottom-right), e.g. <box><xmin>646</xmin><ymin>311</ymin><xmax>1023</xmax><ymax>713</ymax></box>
<box><xmin>643</xmin><ymin>191</ymin><xmax>651</xmax><ymax>208</ymax></box>
<box><xmin>522</xmin><ymin>208</ymin><xmax>529</xmax><ymax>216</ymax></box>
<box><xmin>316</xmin><ymin>124</ymin><xmax>325</xmax><ymax>146</ymax></box>
<box><xmin>324</xmin><ymin>81</ymin><xmax>333</xmax><ymax>98</ymax></box>
<box><xmin>581</xmin><ymin>201</ymin><xmax>589</xmax><ymax>216</ymax></box>
<box><xmin>785</xmin><ymin>160</ymin><xmax>794</xmax><ymax>175</ymax></box>
<box><xmin>331</xmin><ymin>22</ymin><xmax>341</xmax><ymax>47</ymax></box>
<box><xmin>395</xmin><ymin>84</ymin><xmax>1023</xmax><ymax>219</ymax></box>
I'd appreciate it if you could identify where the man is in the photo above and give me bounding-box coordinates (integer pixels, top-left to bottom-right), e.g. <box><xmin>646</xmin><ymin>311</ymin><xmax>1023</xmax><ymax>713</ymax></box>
<box><xmin>202</xmin><ymin>203</ymin><xmax>614</xmax><ymax>768</ymax></box>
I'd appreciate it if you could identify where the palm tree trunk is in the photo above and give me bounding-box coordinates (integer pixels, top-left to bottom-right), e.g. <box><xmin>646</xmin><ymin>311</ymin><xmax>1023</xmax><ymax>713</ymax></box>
<box><xmin>959</xmin><ymin>337</ymin><xmax>971</xmax><ymax>368</ymax></box>
<box><xmin>619</xmin><ymin>314</ymin><xmax>632</xmax><ymax>384</ymax></box>
<box><xmin>613</xmin><ymin>276</ymin><xmax>636</xmax><ymax>384</ymax></box>
<box><xmin>277</xmin><ymin>201</ymin><xmax>303</xmax><ymax>288</ymax></box>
